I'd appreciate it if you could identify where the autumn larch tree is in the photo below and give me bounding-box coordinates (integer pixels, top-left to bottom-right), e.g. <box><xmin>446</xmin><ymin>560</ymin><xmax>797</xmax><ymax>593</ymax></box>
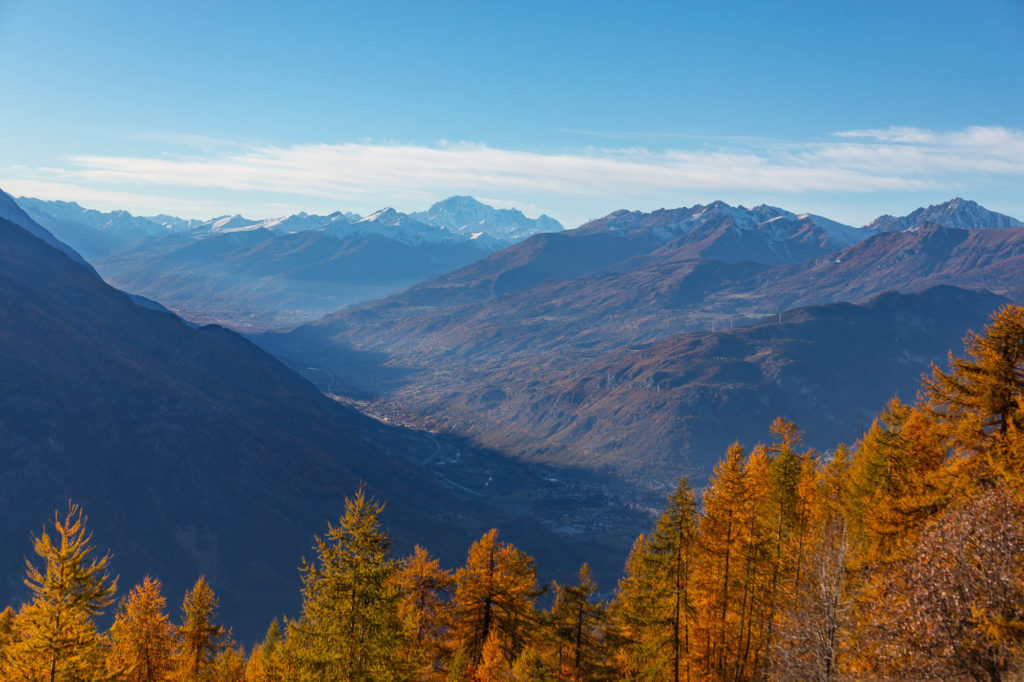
<box><xmin>5</xmin><ymin>503</ymin><xmax>116</xmax><ymax>682</ymax></box>
<box><xmin>244</xmin><ymin>619</ymin><xmax>291</xmax><ymax>682</ymax></box>
<box><xmin>107</xmin><ymin>575</ymin><xmax>175</xmax><ymax>682</ymax></box>
<box><xmin>693</xmin><ymin>443</ymin><xmax>751</xmax><ymax>679</ymax></box>
<box><xmin>770</xmin><ymin>448</ymin><xmax>853</xmax><ymax>681</ymax></box>
<box><xmin>613</xmin><ymin>476</ymin><xmax>698</xmax><ymax>681</ymax></box>
<box><xmin>924</xmin><ymin>303</ymin><xmax>1024</xmax><ymax>447</ymax></box>
<box><xmin>173</xmin><ymin>576</ymin><xmax>232</xmax><ymax>681</ymax></box>
<box><xmin>393</xmin><ymin>544</ymin><xmax>454</xmax><ymax>677</ymax></box>
<box><xmin>287</xmin><ymin>488</ymin><xmax>409</xmax><ymax>681</ymax></box>
<box><xmin>448</xmin><ymin>528</ymin><xmax>541</xmax><ymax>675</ymax></box>
<box><xmin>547</xmin><ymin>563</ymin><xmax>609</xmax><ymax>681</ymax></box>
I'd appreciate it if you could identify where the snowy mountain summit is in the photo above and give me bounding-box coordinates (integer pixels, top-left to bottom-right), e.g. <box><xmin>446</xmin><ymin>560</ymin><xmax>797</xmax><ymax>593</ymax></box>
<box><xmin>340</xmin><ymin>207</ymin><xmax>458</xmax><ymax>245</ymax></box>
<box><xmin>865</xmin><ymin>197</ymin><xmax>1024</xmax><ymax>232</ymax></box>
<box><xmin>411</xmin><ymin>195</ymin><xmax>563</xmax><ymax>243</ymax></box>
<box><xmin>579</xmin><ymin>200</ymin><xmax>867</xmax><ymax>249</ymax></box>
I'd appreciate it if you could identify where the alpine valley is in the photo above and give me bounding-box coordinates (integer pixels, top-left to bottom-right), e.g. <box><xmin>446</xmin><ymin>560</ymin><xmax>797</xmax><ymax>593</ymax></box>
<box><xmin>256</xmin><ymin>198</ymin><xmax>1024</xmax><ymax>478</ymax></box>
<box><xmin>3</xmin><ymin>188</ymin><xmax>1023</xmax><ymax>641</ymax></box>
<box><xmin>0</xmin><ymin>189</ymin><xmax>634</xmax><ymax>642</ymax></box>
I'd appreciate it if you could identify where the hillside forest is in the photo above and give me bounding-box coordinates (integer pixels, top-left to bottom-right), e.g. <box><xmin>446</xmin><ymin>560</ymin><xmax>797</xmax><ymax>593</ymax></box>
<box><xmin>2</xmin><ymin>304</ymin><xmax>1023</xmax><ymax>681</ymax></box>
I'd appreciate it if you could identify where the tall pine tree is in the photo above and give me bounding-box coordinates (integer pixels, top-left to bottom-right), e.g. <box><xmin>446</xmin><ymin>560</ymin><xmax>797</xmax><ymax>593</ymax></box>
<box><xmin>693</xmin><ymin>443</ymin><xmax>751</xmax><ymax>680</ymax></box>
<box><xmin>393</xmin><ymin>544</ymin><xmax>454</xmax><ymax>677</ymax></box>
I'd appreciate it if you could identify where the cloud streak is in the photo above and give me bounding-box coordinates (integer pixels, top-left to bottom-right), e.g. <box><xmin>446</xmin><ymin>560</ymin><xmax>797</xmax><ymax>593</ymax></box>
<box><xmin>61</xmin><ymin>140</ymin><xmax>936</xmax><ymax>198</ymax></box>
<box><xmin>8</xmin><ymin>125</ymin><xmax>1023</xmax><ymax>223</ymax></box>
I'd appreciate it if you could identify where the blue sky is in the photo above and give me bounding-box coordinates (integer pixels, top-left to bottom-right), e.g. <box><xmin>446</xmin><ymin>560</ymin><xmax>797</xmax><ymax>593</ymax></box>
<box><xmin>1</xmin><ymin>0</ymin><xmax>1022</xmax><ymax>227</ymax></box>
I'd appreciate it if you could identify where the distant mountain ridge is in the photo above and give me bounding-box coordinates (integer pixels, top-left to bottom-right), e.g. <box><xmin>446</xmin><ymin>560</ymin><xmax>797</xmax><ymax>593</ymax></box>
<box><xmin>17</xmin><ymin>195</ymin><xmax>565</xmax><ymax>331</ymax></box>
<box><xmin>578</xmin><ymin>200</ymin><xmax>861</xmax><ymax>241</ymax></box>
<box><xmin>94</xmin><ymin>227</ymin><xmax>500</xmax><ymax>331</ymax></box>
<box><xmin>260</xmin><ymin>197</ymin><xmax>1024</xmax><ymax>477</ymax></box>
<box><xmin>18</xmin><ymin>195</ymin><xmax>560</xmax><ymax>262</ymax></box>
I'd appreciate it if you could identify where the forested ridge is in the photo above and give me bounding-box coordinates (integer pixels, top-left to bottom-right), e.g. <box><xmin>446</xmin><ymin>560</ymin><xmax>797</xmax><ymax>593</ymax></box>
<box><xmin>2</xmin><ymin>304</ymin><xmax>1024</xmax><ymax>681</ymax></box>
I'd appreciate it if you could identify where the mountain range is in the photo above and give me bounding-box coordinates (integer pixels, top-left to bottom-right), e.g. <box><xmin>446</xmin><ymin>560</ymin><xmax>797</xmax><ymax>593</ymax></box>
<box><xmin>18</xmin><ymin>195</ymin><xmax>563</xmax><ymax>260</ymax></box>
<box><xmin>0</xmin><ymin>191</ymin><xmax>629</xmax><ymax>641</ymax></box>
<box><xmin>18</xmin><ymin>196</ymin><xmax>564</xmax><ymax>330</ymax></box>
<box><xmin>258</xmin><ymin>198</ymin><xmax>1024</xmax><ymax>477</ymax></box>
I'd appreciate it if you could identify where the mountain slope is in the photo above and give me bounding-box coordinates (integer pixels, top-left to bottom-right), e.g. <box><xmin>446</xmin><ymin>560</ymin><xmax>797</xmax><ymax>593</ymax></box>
<box><xmin>1</xmin><ymin>193</ymin><xmax>97</xmax><ymax>270</ymax></box>
<box><xmin>1</xmin><ymin>203</ymin><xmax>653</xmax><ymax>640</ymax></box>
<box><xmin>0</xmin><ymin>212</ymin><xmax>478</xmax><ymax>636</ymax></box>
<box><xmin>282</xmin><ymin>223</ymin><xmax>1024</xmax><ymax>380</ymax></box>
<box><xmin>260</xmin><ymin>201</ymin><xmax>1024</xmax><ymax>478</ymax></box>
<box><xmin>371</xmin><ymin>200</ymin><xmax>868</xmax><ymax>313</ymax></box>
<box><xmin>733</xmin><ymin>223</ymin><xmax>1024</xmax><ymax>309</ymax></box>
<box><xmin>428</xmin><ymin>286</ymin><xmax>1007</xmax><ymax>474</ymax></box>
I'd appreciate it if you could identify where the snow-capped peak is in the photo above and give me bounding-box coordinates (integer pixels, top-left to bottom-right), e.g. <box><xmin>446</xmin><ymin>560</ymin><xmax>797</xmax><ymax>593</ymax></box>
<box><xmin>409</xmin><ymin>195</ymin><xmax>563</xmax><ymax>244</ymax></box>
<box><xmin>359</xmin><ymin>207</ymin><xmax>402</xmax><ymax>225</ymax></box>
<box><xmin>207</xmin><ymin>215</ymin><xmax>261</xmax><ymax>232</ymax></box>
<box><xmin>864</xmin><ymin>198</ymin><xmax>1024</xmax><ymax>232</ymax></box>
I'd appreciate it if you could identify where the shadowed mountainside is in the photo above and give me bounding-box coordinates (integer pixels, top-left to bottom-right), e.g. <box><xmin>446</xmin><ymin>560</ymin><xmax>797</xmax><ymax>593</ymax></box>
<box><xmin>0</xmin><ymin>212</ymin><xmax>643</xmax><ymax>641</ymax></box>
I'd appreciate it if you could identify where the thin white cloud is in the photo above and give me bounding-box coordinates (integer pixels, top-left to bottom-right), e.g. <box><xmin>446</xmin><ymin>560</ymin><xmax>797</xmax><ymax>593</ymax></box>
<box><xmin>8</xmin><ymin>125</ymin><xmax>1023</xmax><ymax>223</ymax></box>
<box><xmin>61</xmin><ymin>139</ymin><xmax>935</xmax><ymax>197</ymax></box>
<box><xmin>825</xmin><ymin>126</ymin><xmax>1024</xmax><ymax>174</ymax></box>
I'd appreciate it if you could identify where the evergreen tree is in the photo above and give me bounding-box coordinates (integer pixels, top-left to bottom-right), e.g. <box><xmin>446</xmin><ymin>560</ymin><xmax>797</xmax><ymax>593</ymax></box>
<box><xmin>610</xmin><ymin>535</ymin><xmax>658</xmax><ymax>679</ymax></box>
<box><xmin>5</xmin><ymin>503</ymin><xmax>116</xmax><ymax>682</ymax></box>
<box><xmin>108</xmin><ymin>576</ymin><xmax>174</xmax><ymax>682</ymax></box>
<box><xmin>209</xmin><ymin>647</ymin><xmax>245</xmax><ymax>682</ymax></box>
<box><xmin>508</xmin><ymin>645</ymin><xmax>551</xmax><ymax>682</ymax></box>
<box><xmin>287</xmin><ymin>488</ymin><xmax>408</xmax><ymax>681</ymax></box>
<box><xmin>843</xmin><ymin>399</ymin><xmax>948</xmax><ymax>565</ymax></box>
<box><xmin>173</xmin><ymin>576</ymin><xmax>232</xmax><ymax>681</ymax></box>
